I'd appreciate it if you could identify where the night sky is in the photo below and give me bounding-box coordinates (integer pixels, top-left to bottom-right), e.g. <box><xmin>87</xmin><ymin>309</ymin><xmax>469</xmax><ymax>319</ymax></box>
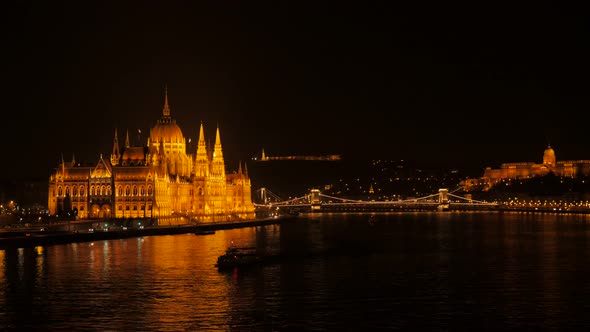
<box><xmin>3</xmin><ymin>2</ymin><xmax>588</xmax><ymax>181</ymax></box>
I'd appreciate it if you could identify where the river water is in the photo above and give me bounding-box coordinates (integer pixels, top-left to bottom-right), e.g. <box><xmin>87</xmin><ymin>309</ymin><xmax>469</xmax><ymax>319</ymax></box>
<box><xmin>2</xmin><ymin>211</ymin><xmax>590</xmax><ymax>331</ymax></box>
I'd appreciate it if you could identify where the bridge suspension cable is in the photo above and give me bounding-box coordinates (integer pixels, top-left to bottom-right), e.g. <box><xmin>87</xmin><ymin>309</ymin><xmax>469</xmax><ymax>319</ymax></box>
<box><xmin>449</xmin><ymin>186</ymin><xmax>464</xmax><ymax>194</ymax></box>
<box><xmin>413</xmin><ymin>193</ymin><xmax>440</xmax><ymax>201</ymax></box>
<box><xmin>318</xmin><ymin>193</ymin><xmax>365</xmax><ymax>203</ymax></box>
<box><xmin>254</xmin><ymin>187</ymin><xmax>284</xmax><ymax>203</ymax></box>
<box><xmin>271</xmin><ymin>195</ymin><xmax>311</xmax><ymax>205</ymax></box>
<box><xmin>254</xmin><ymin>187</ymin><xmax>496</xmax><ymax>208</ymax></box>
<box><xmin>447</xmin><ymin>192</ymin><xmax>491</xmax><ymax>204</ymax></box>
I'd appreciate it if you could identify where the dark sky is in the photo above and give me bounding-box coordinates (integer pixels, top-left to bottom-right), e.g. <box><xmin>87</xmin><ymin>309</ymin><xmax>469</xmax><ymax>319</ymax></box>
<box><xmin>3</xmin><ymin>1</ymin><xmax>588</xmax><ymax>181</ymax></box>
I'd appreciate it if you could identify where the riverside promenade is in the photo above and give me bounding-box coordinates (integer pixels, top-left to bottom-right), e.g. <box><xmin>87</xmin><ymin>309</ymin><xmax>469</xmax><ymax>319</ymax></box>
<box><xmin>0</xmin><ymin>215</ymin><xmax>298</xmax><ymax>250</ymax></box>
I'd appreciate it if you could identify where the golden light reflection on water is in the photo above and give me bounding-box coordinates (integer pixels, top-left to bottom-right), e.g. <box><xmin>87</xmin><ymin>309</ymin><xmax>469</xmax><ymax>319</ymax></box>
<box><xmin>69</xmin><ymin>229</ymin><xmax>262</xmax><ymax>329</ymax></box>
<box><xmin>0</xmin><ymin>230</ymin><xmax>262</xmax><ymax>329</ymax></box>
<box><xmin>138</xmin><ymin>232</ymin><xmax>238</xmax><ymax>329</ymax></box>
<box><xmin>3</xmin><ymin>215</ymin><xmax>590</xmax><ymax>330</ymax></box>
<box><xmin>0</xmin><ymin>250</ymin><xmax>4</xmax><ymax>280</ymax></box>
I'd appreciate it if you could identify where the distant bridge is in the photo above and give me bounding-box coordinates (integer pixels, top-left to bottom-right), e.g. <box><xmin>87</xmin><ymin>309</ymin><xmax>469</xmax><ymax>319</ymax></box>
<box><xmin>254</xmin><ymin>188</ymin><xmax>498</xmax><ymax>213</ymax></box>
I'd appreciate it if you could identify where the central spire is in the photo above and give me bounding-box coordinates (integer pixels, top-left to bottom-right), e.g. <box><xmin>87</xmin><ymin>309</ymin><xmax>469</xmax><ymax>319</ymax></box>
<box><xmin>163</xmin><ymin>84</ymin><xmax>170</xmax><ymax>117</ymax></box>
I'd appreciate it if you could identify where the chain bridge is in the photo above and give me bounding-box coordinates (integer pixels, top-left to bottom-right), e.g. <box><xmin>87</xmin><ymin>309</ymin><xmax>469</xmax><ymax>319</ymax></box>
<box><xmin>254</xmin><ymin>188</ymin><xmax>498</xmax><ymax>214</ymax></box>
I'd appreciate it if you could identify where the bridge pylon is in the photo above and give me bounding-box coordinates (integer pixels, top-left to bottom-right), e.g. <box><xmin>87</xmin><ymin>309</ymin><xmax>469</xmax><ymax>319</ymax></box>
<box><xmin>310</xmin><ymin>188</ymin><xmax>321</xmax><ymax>210</ymax></box>
<box><xmin>438</xmin><ymin>188</ymin><xmax>449</xmax><ymax>204</ymax></box>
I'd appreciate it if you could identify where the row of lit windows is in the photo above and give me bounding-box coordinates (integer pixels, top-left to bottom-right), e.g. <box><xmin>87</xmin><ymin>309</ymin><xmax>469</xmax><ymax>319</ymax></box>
<box><xmin>117</xmin><ymin>204</ymin><xmax>152</xmax><ymax>211</ymax></box>
<box><xmin>55</xmin><ymin>183</ymin><xmax>218</xmax><ymax>198</ymax></box>
<box><xmin>55</xmin><ymin>184</ymin><xmax>154</xmax><ymax>197</ymax></box>
<box><xmin>56</xmin><ymin>185</ymin><xmax>112</xmax><ymax>197</ymax></box>
<box><xmin>117</xmin><ymin>185</ymin><xmax>153</xmax><ymax>196</ymax></box>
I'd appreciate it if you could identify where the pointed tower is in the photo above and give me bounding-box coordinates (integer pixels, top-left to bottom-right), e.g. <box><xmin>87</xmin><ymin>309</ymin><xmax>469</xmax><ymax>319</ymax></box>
<box><xmin>61</xmin><ymin>153</ymin><xmax>65</xmax><ymax>175</ymax></box>
<box><xmin>194</xmin><ymin>122</ymin><xmax>210</xmax><ymax>177</ymax></box>
<box><xmin>163</xmin><ymin>84</ymin><xmax>170</xmax><ymax>117</ymax></box>
<box><xmin>71</xmin><ymin>153</ymin><xmax>76</xmax><ymax>166</ymax></box>
<box><xmin>111</xmin><ymin>128</ymin><xmax>120</xmax><ymax>166</ymax></box>
<box><xmin>238</xmin><ymin>160</ymin><xmax>255</xmax><ymax>216</ymax></box>
<box><xmin>208</xmin><ymin>124</ymin><xmax>227</xmax><ymax>215</ymax></box>
<box><xmin>211</xmin><ymin>125</ymin><xmax>226</xmax><ymax>177</ymax></box>
<box><xmin>125</xmin><ymin>129</ymin><xmax>130</xmax><ymax>148</ymax></box>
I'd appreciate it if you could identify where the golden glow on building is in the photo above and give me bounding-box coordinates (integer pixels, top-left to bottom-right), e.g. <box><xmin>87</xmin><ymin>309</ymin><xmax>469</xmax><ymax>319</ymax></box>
<box><xmin>48</xmin><ymin>90</ymin><xmax>256</xmax><ymax>224</ymax></box>
<box><xmin>462</xmin><ymin>145</ymin><xmax>590</xmax><ymax>191</ymax></box>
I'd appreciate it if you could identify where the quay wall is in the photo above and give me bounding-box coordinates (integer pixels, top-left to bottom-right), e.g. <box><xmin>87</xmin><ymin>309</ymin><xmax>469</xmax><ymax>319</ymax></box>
<box><xmin>0</xmin><ymin>216</ymin><xmax>294</xmax><ymax>250</ymax></box>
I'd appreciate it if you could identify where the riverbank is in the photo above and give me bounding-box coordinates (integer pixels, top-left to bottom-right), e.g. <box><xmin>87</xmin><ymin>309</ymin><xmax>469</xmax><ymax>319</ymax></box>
<box><xmin>0</xmin><ymin>215</ymin><xmax>298</xmax><ymax>250</ymax></box>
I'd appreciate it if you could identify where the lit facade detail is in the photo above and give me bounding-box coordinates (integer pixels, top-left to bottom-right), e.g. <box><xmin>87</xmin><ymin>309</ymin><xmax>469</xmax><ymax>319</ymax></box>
<box><xmin>48</xmin><ymin>90</ymin><xmax>256</xmax><ymax>223</ymax></box>
<box><xmin>462</xmin><ymin>145</ymin><xmax>590</xmax><ymax>191</ymax></box>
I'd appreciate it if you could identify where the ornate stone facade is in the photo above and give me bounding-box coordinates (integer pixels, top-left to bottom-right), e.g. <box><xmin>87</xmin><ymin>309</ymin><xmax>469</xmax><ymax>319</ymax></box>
<box><xmin>48</xmin><ymin>91</ymin><xmax>256</xmax><ymax>223</ymax></box>
<box><xmin>462</xmin><ymin>145</ymin><xmax>590</xmax><ymax>191</ymax></box>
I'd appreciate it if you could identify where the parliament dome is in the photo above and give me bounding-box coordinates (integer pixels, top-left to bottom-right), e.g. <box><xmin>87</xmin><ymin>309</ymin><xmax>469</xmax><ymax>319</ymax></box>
<box><xmin>150</xmin><ymin>118</ymin><xmax>184</xmax><ymax>143</ymax></box>
<box><xmin>150</xmin><ymin>88</ymin><xmax>184</xmax><ymax>143</ymax></box>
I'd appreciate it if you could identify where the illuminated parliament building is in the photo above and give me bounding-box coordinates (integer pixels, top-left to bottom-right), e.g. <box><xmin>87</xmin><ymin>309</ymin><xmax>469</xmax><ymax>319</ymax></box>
<box><xmin>462</xmin><ymin>145</ymin><xmax>590</xmax><ymax>191</ymax></box>
<box><xmin>48</xmin><ymin>91</ymin><xmax>256</xmax><ymax>223</ymax></box>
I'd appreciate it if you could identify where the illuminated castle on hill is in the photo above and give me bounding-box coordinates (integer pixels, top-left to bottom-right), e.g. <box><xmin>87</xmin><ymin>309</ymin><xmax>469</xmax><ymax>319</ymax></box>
<box><xmin>48</xmin><ymin>89</ymin><xmax>255</xmax><ymax>223</ymax></box>
<box><xmin>462</xmin><ymin>145</ymin><xmax>590</xmax><ymax>191</ymax></box>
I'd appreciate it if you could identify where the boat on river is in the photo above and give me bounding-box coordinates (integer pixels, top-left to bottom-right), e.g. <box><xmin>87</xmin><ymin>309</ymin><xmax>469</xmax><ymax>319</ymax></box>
<box><xmin>215</xmin><ymin>246</ymin><xmax>262</xmax><ymax>271</ymax></box>
<box><xmin>215</xmin><ymin>244</ymin><xmax>375</xmax><ymax>272</ymax></box>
